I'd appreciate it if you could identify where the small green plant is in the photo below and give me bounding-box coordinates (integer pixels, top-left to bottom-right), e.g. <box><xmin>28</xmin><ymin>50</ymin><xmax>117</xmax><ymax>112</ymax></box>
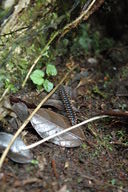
<box><xmin>70</xmin><ymin>23</ymin><xmax>114</xmax><ymax>56</ymax></box>
<box><xmin>93</xmin><ymin>85</ymin><xmax>108</xmax><ymax>98</ymax></box>
<box><xmin>70</xmin><ymin>24</ymin><xmax>92</xmax><ymax>55</ymax></box>
<box><xmin>5</xmin><ymin>79</ymin><xmax>17</xmax><ymax>93</ymax></box>
<box><xmin>30</xmin><ymin>64</ymin><xmax>57</xmax><ymax>92</ymax></box>
<box><xmin>102</xmin><ymin>135</ymin><xmax>113</xmax><ymax>151</ymax></box>
<box><xmin>118</xmin><ymin>103</ymin><xmax>127</xmax><ymax>110</ymax></box>
<box><xmin>116</xmin><ymin>130</ymin><xmax>127</xmax><ymax>143</ymax></box>
<box><xmin>43</xmin><ymin>79</ymin><xmax>53</xmax><ymax>92</ymax></box>
<box><xmin>111</xmin><ymin>179</ymin><xmax>116</xmax><ymax>185</ymax></box>
<box><xmin>31</xmin><ymin>159</ymin><xmax>39</xmax><ymax>166</ymax></box>
<box><xmin>46</xmin><ymin>64</ymin><xmax>57</xmax><ymax>76</ymax></box>
<box><xmin>82</xmin><ymin>143</ymin><xmax>87</xmax><ymax>149</ymax></box>
<box><xmin>30</xmin><ymin>70</ymin><xmax>45</xmax><ymax>86</ymax></box>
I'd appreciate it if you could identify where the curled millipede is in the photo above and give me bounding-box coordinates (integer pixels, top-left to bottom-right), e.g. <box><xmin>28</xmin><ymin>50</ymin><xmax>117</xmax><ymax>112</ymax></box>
<box><xmin>59</xmin><ymin>85</ymin><xmax>77</xmax><ymax>125</ymax></box>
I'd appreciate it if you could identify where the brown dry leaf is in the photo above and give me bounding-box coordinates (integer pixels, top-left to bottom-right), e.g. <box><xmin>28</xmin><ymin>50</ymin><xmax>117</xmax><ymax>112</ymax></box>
<box><xmin>8</xmin><ymin>102</ymin><xmax>29</xmax><ymax>130</ymax></box>
<box><xmin>10</xmin><ymin>91</ymin><xmax>63</xmax><ymax>110</ymax></box>
<box><xmin>10</xmin><ymin>86</ymin><xmax>77</xmax><ymax>110</ymax></box>
<box><xmin>12</xmin><ymin>102</ymin><xmax>29</xmax><ymax>121</ymax></box>
<box><xmin>0</xmin><ymin>97</ymin><xmax>13</xmax><ymax>121</ymax></box>
<box><xmin>66</xmin><ymin>56</ymin><xmax>75</xmax><ymax>69</ymax></box>
<box><xmin>30</xmin><ymin>108</ymin><xmax>85</xmax><ymax>148</ymax></box>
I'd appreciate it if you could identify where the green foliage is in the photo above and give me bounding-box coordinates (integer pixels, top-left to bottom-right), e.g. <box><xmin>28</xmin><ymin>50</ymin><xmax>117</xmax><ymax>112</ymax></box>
<box><xmin>0</xmin><ymin>1</ymin><xmax>60</xmax><ymax>94</ymax></box>
<box><xmin>78</xmin><ymin>25</ymin><xmax>91</xmax><ymax>50</ymax></box>
<box><xmin>30</xmin><ymin>64</ymin><xmax>57</xmax><ymax>92</ymax></box>
<box><xmin>116</xmin><ymin>130</ymin><xmax>128</xmax><ymax>144</ymax></box>
<box><xmin>70</xmin><ymin>24</ymin><xmax>91</xmax><ymax>55</ymax></box>
<box><xmin>93</xmin><ymin>85</ymin><xmax>108</xmax><ymax>98</ymax></box>
<box><xmin>0</xmin><ymin>8</ymin><xmax>10</xmax><ymax>21</ymax></box>
<box><xmin>111</xmin><ymin>179</ymin><xmax>116</xmax><ymax>186</ymax></box>
<box><xmin>46</xmin><ymin>64</ymin><xmax>57</xmax><ymax>76</ymax></box>
<box><xmin>30</xmin><ymin>70</ymin><xmax>45</xmax><ymax>85</ymax></box>
<box><xmin>118</xmin><ymin>103</ymin><xmax>127</xmax><ymax>110</ymax></box>
<box><xmin>0</xmin><ymin>0</ymin><xmax>115</xmax><ymax>96</ymax></box>
<box><xmin>31</xmin><ymin>159</ymin><xmax>39</xmax><ymax>165</ymax></box>
<box><xmin>81</xmin><ymin>143</ymin><xmax>87</xmax><ymax>149</ymax></box>
<box><xmin>69</xmin><ymin>24</ymin><xmax>115</xmax><ymax>56</ymax></box>
<box><xmin>43</xmin><ymin>79</ymin><xmax>53</xmax><ymax>92</ymax></box>
<box><xmin>55</xmin><ymin>38</ymin><xmax>69</xmax><ymax>56</ymax></box>
<box><xmin>116</xmin><ymin>130</ymin><xmax>125</xmax><ymax>140</ymax></box>
<box><xmin>5</xmin><ymin>79</ymin><xmax>17</xmax><ymax>93</ymax></box>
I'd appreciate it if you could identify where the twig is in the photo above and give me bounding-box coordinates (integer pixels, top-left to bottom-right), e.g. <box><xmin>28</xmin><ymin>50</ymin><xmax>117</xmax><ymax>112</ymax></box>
<box><xmin>110</xmin><ymin>141</ymin><xmax>128</xmax><ymax>147</ymax></box>
<box><xmin>0</xmin><ymin>66</ymin><xmax>76</xmax><ymax>169</ymax></box>
<box><xmin>22</xmin><ymin>115</ymin><xmax>108</xmax><ymax>151</ymax></box>
<box><xmin>51</xmin><ymin>159</ymin><xmax>58</xmax><ymax>178</ymax></box>
<box><xmin>14</xmin><ymin>178</ymin><xmax>41</xmax><ymax>187</ymax></box>
<box><xmin>0</xmin><ymin>26</ymin><xmax>29</xmax><ymax>37</ymax></box>
<box><xmin>22</xmin><ymin>31</ymin><xmax>60</xmax><ymax>88</ymax></box>
<box><xmin>61</xmin><ymin>0</ymin><xmax>104</xmax><ymax>37</ymax></box>
<box><xmin>101</xmin><ymin>110</ymin><xmax>128</xmax><ymax>118</ymax></box>
<box><xmin>0</xmin><ymin>86</ymin><xmax>11</xmax><ymax>102</ymax></box>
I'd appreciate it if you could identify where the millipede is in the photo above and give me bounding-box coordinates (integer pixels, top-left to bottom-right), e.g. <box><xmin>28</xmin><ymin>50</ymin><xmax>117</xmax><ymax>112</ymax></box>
<box><xmin>59</xmin><ymin>85</ymin><xmax>77</xmax><ymax>126</ymax></box>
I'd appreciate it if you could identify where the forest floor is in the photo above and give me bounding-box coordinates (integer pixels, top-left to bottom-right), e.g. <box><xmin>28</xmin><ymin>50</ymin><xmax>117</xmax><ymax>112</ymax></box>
<box><xmin>0</xmin><ymin>43</ymin><xmax>128</xmax><ymax>192</ymax></box>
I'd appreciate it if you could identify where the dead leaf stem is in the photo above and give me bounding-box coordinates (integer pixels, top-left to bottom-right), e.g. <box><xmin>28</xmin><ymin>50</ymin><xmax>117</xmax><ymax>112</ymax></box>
<box><xmin>0</xmin><ymin>86</ymin><xmax>10</xmax><ymax>102</ymax></box>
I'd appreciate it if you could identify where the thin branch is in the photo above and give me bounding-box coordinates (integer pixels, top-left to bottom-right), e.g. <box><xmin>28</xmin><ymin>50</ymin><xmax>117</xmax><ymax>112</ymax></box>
<box><xmin>22</xmin><ymin>115</ymin><xmax>108</xmax><ymax>151</ymax></box>
<box><xmin>110</xmin><ymin>141</ymin><xmax>128</xmax><ymax>147</ymax></box>
<box><xmin>101</xmin><ymin>110</ymin><xmax>128</xmax><ymax>118</ymax></box>
<box><xmin>0</xmin><ymin>26</ymin><xmax>29</xmax><ymax>37</ymax></box>
<box><xmin>61</xmin><ymin>0</ymin><xmax>104</xmax><ymax>37</ymax></box>
<box><xmin>0</xmin><ymin>66</ymin><xmax>77</xmax><ymax>169</ymax></box>
<box><xmin>63</xmin><ymin>0</ymin><xmax>96</xmax><ymax>30</ymax></box>
<box><xmin>0</xmin><ymin>86</ymin><xmax>10</xmax><ymax>102</ymax></box>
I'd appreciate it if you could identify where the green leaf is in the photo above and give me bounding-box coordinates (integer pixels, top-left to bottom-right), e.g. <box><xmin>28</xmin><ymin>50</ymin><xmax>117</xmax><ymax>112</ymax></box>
<box><xmin>43</xmin><ymin>79</ymin><xmax>53</xmax><ymax>92</ymax></box>
<box><xmin>111</xmin><ymin>179</ymin><xmax>116</xmax><ymax>185</ymax></box>
<box><xmin>30</xmin><ymin>69</ymin><xmax>44</xmax><ymax>85</ymax></box>
<box><xmin>46</xmin><ymin>64</ymin><xmax>57</xmax><ymax>76</ymax></box>
<box><xmin>31</xmin><ymin>159</ymin><xmax>38</xmax><ymax>165</ymax></box>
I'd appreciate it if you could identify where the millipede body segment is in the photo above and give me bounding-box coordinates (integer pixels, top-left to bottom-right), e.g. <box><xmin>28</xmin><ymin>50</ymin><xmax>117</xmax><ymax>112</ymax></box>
<box><xmin>59</xmin><ymin>85</ymin><xmax>77</xmax><ymax>126</ymax></box>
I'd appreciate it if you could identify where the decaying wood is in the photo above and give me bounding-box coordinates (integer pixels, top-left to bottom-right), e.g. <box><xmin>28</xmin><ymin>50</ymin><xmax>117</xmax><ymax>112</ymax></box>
<box><xmin>101</xmin><ymin>110</ymin><xmax>128</xmax><ymax>118</ymax></box>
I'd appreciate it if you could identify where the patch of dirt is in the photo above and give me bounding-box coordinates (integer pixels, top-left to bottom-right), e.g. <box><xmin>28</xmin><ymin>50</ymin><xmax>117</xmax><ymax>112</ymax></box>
<box><xmin>1</xmin><ymin>54</ymin><xmax>128</xmax><ymax>192</ymax></box>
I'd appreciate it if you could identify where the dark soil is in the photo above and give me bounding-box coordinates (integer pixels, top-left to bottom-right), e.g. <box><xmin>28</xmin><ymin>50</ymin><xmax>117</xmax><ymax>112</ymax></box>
<box><xmin>1</xmin><ymin>47</ymin><xmax>128</xmax><ymax>192</ymax></box>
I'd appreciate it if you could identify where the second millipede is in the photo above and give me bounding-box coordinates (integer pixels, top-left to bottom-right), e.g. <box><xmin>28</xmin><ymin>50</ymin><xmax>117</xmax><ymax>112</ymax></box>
<box><xmin>59</xmin><ymin>85</ymin><xmax>77</xmax><ymax>126</ymax></box>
